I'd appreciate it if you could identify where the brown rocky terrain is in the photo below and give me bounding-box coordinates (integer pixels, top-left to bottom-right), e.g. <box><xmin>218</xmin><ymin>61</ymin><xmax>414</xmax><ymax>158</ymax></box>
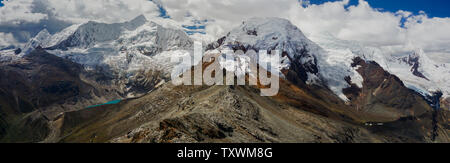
<box><xmin>1</xmin><ymin>51</ymin><xmax>448</xmax><ymax>143</ymax></box>
<box><xmin>343</xmin><ymin>57</ymin><xmax>432</xmax><ymax>122</ymax></box>
<box><xmin>0</xmin><ymin>47</ymin><xmax>124</xmax><ymax>142</ymax></box>
<box><xmin>1</xmin><ymin>18</ymin><xmax>448</xmax><ymax>143</ymax></box>
<box><xmin>0</xmin><ymin>45</ymin><xmax>172</xmax><ymax>142</ymax></box>
<box><xmin>47</xmin><ymin>57</ymin><xmax>449</xmax><ymax>143</ymax></box>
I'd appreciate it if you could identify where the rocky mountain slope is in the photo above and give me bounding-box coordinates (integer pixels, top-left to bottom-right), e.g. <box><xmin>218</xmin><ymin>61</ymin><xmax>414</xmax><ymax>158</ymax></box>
<box><xmin>0</xmin><ymin>47</ymin><xmax>122</xmax><ymax>142</ymax></box>
<box><xmin>0</xmin><ymin>15</ymin><xmax>191</xmax><ymax>142</ymax></box>
<box><xmin>0</xmin><ymin>17</ymin><xmax>448</xmax><ymax>143</ymax></box>
<box><xmin>310</xmin><ymin>34</ymin><xmax>450</xmax><ymax>108</ymax></box>
<box><xmin>40</xmin><ymin>18</ymin><xmax>449</xmax><ymax>143</ymax></box>
<box><xmin>3</xmin><ymin>15</ymin><xmax>194</xmax><ymax>97</ymax></box>
<box><xmin>50</xmin><ymin>64</ymin><xmax>449</xmax><ymax>143</ymax></box>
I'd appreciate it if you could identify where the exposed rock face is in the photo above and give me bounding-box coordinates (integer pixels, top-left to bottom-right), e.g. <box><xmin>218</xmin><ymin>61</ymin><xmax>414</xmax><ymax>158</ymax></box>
<box><xmin>0</xmin><ymin>16</ymin><xmax>194</xmax><ymax>142</ymax></box>
<box><xmin>443</xmin><ymin>97</ymin><xmax>450</xmax><ymax>110</ymax></box>
<box><xmin>1</xmin><ymin>17</ymin><xmax>448</xmax><ymax>143</ymax></box>
<box><xmin>49</xmin><ymin>19</ymin><xmax>448</xmax><ymax>143</ymax></box>
<box><xmin>337</xmin><ymin>57</ymin><xmax>450</xmax><ymax>141</ymax></box>
<box><xmin>389</xmin><ymin>49</ymin><xmax>450</xmax><ymax>99</ymax></box>
<box><xmin>55</xmin><ymin>81</ymin><xmax>380</xmax><ymax>143</ymax></box>
<box><xmin>208</xmin><ymin>18</ymin><xmax>321</xmax><ymax>85</ymax></box>
<box><xmin>52</xmin><ymin>76</ymin><xmax>449</xmax><ymax>143</ymax></box>
<box><xmin>0</xmin><ymin>47</ymin><xmax>123</xmax><ymax>142</ymax></box>
<box><xmin>344</xmin><ymin>57</ymin><xmax>432</xmax><ymax>122</ymax></box>
<box><xmin>399</xmin><ymin>52</ymin><xmax>429</xmax><ymax>80</ymax></box>
<box><xmin>49</xmin><ymin>57</ymin><xmax>447</xmax><ymax>143</ymax></box>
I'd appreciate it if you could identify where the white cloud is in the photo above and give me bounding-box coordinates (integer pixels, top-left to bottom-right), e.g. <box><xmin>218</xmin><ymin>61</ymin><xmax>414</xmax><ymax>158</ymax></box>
<box><xmin>161</xmin><ymin>0</ymin><xmax>450</xmax><ymax>62</ymax></box>
<box><xmin>287</xmin><ymin>0</ymin><xmax>450</xmax><ymax>62</ymax></box>
<box><xmin>0</xmin><ymin>0</ymin><xmax>161</xmax><ymax>44</ymax></box>
<box><xmin>405</xmin><ymin>16</ymin><xmax>450</xmax><ymax>53</ymax></box>
<box><xmin>40</xmin><ymin>0</ymin><xmax>160</xmax><ymax>23</ymax></box>
<box><xmin>0</xmin><ymin>0</ymin><xmax>449</xmax><ymax>62</ymax></box>
<box><xmin>162</xmin><ymin>0</ymin><xmax>297</xmax><ymax>38</ymax></box>
<box><xmin>0</xmin><ymin>0</ymin><xmax>161</xmax><ymax>24</ymax></box>
<box><xmin>163</xmin><ymin>0</ymin><xmax>408</xmax><ymax>47</ymax></box>
<box><xmin>0</xmin><ymin>0</ymin><xmax>47</xmax><ymax>25</ymax></box>
<box><xmin>0</xmin><ymin>32</ymin><xmax>18</xmax><ymax>48</ymax></box>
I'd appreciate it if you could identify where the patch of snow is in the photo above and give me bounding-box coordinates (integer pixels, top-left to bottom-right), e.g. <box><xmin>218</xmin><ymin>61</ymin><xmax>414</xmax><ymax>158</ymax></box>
<box><xmin>23</xmin><ymin>29</ymin><xmax>51</xmax><ymax>54</ymax></box>
<box><xmin>44</xmin><ymin>24</ymin><xmax>82</xmax><ymax>48</ymax></box>
<box><xmin>43</xmin><ymin>15</ymin><xmax>194</xmax><ymax>79</ymax></box>
<box><xmin>209</xmin><ymin>17</ymin><xmax>321</xmax><ymax>81</ymax></box>
<box><xmin>310</xmin><ymin>33</ymin><xmax>450</xmax><ymax>99</ymax></box>
<box><xmin>0</xmin><ymin>49</ymin><xmax>21</xmax><ymax>62</ymax></box>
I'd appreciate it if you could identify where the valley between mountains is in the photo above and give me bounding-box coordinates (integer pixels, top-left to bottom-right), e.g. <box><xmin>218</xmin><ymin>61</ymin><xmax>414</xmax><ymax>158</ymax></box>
<box><xmin>0</xmin><ymin>16</ymin><xmax>448</xmax><ymax>143</ymax></box>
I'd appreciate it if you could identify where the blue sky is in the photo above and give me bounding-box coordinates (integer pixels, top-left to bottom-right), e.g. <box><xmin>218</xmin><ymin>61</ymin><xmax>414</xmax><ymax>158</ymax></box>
<box><xmin>1</xmin><ymin>0</ymin><xmax>448</xmax><ymax>18</ymax></box>
<box><xmin>308</xmin><ymin>0</ymin><xmax>450</xmax><ymax>18</ymax></box>
<box><xmin>1</xmin><ymin>0</ymin><xmax>450</xmax><ymax>62</ymax></box>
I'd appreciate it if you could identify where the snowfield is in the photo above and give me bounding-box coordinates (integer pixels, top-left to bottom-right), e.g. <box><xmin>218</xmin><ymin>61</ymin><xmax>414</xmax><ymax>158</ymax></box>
<box><xmin>311</xmin><ymin>33</ymin><xmax>450</xmax><ymax>99</ymax></box>
<box><xmin>1</xmin><ymin>16</ymin><xmax>449</xmax><ymax>101</ymax></box>
<box><xmin>5</xmin><ymin>15</ymin><xmax>195</xmax><ymax>79</ymax></box>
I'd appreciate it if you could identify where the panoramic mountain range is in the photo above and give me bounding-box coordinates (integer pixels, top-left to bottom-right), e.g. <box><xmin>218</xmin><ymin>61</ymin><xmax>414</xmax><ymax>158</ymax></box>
<box><xmin>0</xmin><ymin>15</ymin><xmax>448</xmax><ymax>143</ymax></box>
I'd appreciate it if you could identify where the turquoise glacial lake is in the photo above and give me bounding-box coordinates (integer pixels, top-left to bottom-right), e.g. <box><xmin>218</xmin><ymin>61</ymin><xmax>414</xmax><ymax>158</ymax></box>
<box><xmin>86</xmin><ymin>99</ymin><xmax>122</xmax><ymax>109</ymax></box>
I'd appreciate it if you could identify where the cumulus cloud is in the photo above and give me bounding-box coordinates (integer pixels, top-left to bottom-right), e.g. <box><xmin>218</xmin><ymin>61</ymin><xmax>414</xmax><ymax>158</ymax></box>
<box><xmin>161</xmin><ymin>0</ymin><xmax>450</xmax><ymax>62</ymax></box>
<box><xmin>293</xmin><ymin>0</ymin><xmax>407</xmax><ymax>46</ymax></box>
<box><xmin>162</xmin><ymin>0</ymin><xmax>297</xmax><ymax>37</ymax></box>
<box><xmin>0</xmin><ymin>0</ymin><xmax>161</xmax><ymax>43</ymax></box>
<box><xmin>288</xmin><ymin>0</ymin><xmax>450</xmax><ymax>62</ymax></box>
<box><xmin>404</xmin><ymin>16</ymin><xmax>450</xmax><ymax>54</ymax></box>
<box><xmin>39</xmin><ymin>0</ymin><xmax>160</xmax><ymax>23</ymax></box>
<box><xmin>0</xmin><ymin>0</ymin><xmax>47</xmax><ymax>24</ymax></box>
<box><xmin>0</xmin><ymin>0</ymin><xmax>449</xmax><ymax>62</ymax></box>
<box><xmin>0</xmin><ymin>0</ymin><xmax>161</xmax><ymax>24</ymax></box>
<box><xmin>0</xmin><ymin>32</ymin><xmax>18</xmax><ymax>49</ymax></box>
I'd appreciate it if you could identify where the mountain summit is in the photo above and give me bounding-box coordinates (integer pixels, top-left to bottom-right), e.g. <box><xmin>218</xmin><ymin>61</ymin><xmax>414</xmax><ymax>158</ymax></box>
<box><xmin>0</xmin><ymin>17</ymin><xmax>448</xmax><ymax>143</ymax></box>
<box><xmin>208</xmin><ymin>18</ymin><xmax>322</xmax><ymax>86</ymax></box>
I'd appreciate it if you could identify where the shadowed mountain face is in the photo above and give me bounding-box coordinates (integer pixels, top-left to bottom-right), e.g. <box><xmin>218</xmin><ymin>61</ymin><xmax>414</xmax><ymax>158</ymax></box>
<box><xmin>0</xmin><ymin>47</ymin><xmax>123</xmax><ymax>142</ymax></box>
<box><xmin>344</xmin><ymin>57</ymin><xmax>432</xmax><ymax>122</ymax></box>
<box><xmin>53</xmin><ymin>75</ymin><xmax>447</xmax><ymax>143</ymax></box>
<box><xmin>51</xmin><ymin>54</ymin><xmax>448</xmax><ymax>143</ymax></box>
<box><xmin>56</xmin><ymin>82</ymin><xmax>383</xmax><ymax>143</ymax></box>
<box><xmin>341</xmin><ymin>57</ymin><xmax>450</xmax><ymax>142</ymax></box>
<box><xmin>400</xmin><ymin>53</ymin><xmax>429</xmax><ymax>80</ymax></box>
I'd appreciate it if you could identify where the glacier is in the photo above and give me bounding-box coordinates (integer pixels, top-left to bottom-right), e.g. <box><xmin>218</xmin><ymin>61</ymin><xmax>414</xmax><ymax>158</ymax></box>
<box><xmin>310</xmin><ymin>33</ymin><xmax>450</xmax><ymax>99</ymax></box>
<box><xmin>1</xmin><ymin>15</ymin><xmax>448</xmax><ymax>102</ymax></box>
<box><xmin>15</xmin><ymin>15</ymin><xmax>195</xmax><ymax>80</ymax></box>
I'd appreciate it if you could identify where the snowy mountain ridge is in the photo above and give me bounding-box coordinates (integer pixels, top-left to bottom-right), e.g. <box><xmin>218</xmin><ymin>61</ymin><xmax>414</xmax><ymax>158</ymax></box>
<box><xmin>311</xmin><ymin>33</ymin><xmax>450</xmax><ymax>99</ymax></box>
<box><xmin>207</xmin><ymin>18</ymin><xmax>365</xmax><ymax>101</ymax></box>
<box><xmin>389</xmin><ymin>49</ymin><xmax>450</xmax><ymax>98</ymax></box>
<box><xmin>206</xmin><ymin>18</ymin><xmax>322</xmax><ymax>83</ymax></box>
<box><xmin>207</xmin><ymin>18</ymin><xmax>450</xmax><ymax>101</ymax></box>
<box><xmin>13</xmin><ymin>15</ymin><xmax>194</xmax><ymax>79</ymax></box>
<box><xmin>1</xmin><ymin>16</ymin><xmax>448</xmax><ymax>102</ymax></box>
<box><xmin>0</xmin><ymin>15</ymin><xmax>196</xmax><ymax>98</ymax></box>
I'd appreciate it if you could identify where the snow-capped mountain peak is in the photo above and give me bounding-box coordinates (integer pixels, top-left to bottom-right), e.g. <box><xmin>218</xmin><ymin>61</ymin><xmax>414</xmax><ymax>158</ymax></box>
<box><xmin>311</xmin><ymin>33</ymin><xmax>450</xmax><ymax>100</ymax></box>
<box><xmin>23</xmin><ymin>28</ymin><xmax>51</xmax><ymax>54</ymax></box>
<box><xmin>211</xmin><ymin>18</ymin><xmax>450</xmax><ymax>102</ymax></box>
<box><xmin>224</xmin><ymin>17</ymin><xmax>319</xmax><ymax>61</ymax></box>
<box><xmin>37</xmin><ymin>15</ymin><xmax>194</xmax><ymax>82</ymax></box>
<box><xmin>50</xmin><ymin>17</ymin><xmax>146</xmax><ymax>49</ymax></box>
<box><xmin>389</xmin><ymin>49</ymin><xmax>450</xmax><ymax>98</ymax></box>
<box><xmin>225</xmin><ymin>17</ymin><xmax>311</xmax><ymax>50</ymax></box>
<box><xmin>3</xmin><ymin>16</ymin><xmax>449</xmax><ymax>103</ymax></box>
<box><xmin>124</xmin><ymin>15</ymin><xmax>148</xmax><ymax>30</ymax></box>
<box><xmin>397</xmin><ymin>49</ymin><xmax>431</xmax><ymax>80</ymax></box>
<box><xmin>208</xmin><ymin>17</ymin><xmax>323</xmax><ymax>86</ymax></box>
